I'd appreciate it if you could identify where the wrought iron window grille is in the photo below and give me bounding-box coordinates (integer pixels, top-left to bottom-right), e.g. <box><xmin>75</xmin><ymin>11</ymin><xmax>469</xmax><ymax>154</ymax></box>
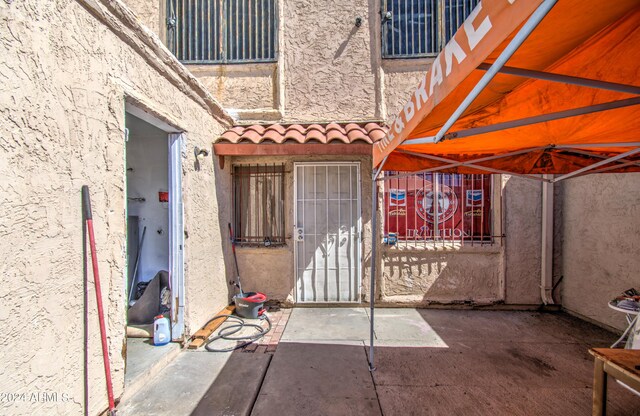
<box><xmin>233</xmin><ymin>164</ymin><xmax>285</xmax><ymax>246</ymax></box>
<box><xmin>383</xmin><ymin>172</ymin><xmax>496</xmax><ymax>247</ymax></box>
<box><xmin>167</xmin><ymin>0</ymin><xmax>278</xmax><ymax>64</ymax></box>
<box><xmin>382</xmin><ymin>0</ymin><xmax>480</xmax><ymax>59</ymax></box>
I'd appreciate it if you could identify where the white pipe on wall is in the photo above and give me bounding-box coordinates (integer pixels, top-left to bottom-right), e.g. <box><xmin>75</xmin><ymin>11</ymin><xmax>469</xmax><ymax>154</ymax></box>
<box><xmin>541</xmin><ymin>174</ymin><xmax>554</xmax><ymax>305</ymax></box>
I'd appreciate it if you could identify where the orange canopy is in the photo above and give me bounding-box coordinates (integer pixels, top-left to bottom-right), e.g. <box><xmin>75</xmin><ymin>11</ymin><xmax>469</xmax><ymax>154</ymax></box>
<box><xmin>375</xmin><ymin>0</ymin><xmax>640</xmax><ymax>179</ymax></box>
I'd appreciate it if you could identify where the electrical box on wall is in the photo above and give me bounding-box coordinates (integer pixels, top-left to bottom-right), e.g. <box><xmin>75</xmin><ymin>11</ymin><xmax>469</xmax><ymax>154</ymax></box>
<box><xmin>159</xmin><ymin>191</ymin><xmax>169</xmax><ymax>203</ymax></box>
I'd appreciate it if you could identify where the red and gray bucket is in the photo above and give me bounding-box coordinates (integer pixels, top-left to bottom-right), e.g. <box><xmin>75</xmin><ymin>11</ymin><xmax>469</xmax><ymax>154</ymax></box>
<box><xmin>234</xmin><ymin>292</ymin><xmax>267</xmax><ymax>319</ymax></box>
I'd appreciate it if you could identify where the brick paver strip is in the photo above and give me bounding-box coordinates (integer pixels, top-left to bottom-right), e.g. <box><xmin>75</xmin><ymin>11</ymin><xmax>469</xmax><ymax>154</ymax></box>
<box><xmin>259</xmin><ymin>336</ymin><xmax>271</xmax><ymax>345</ymax></box>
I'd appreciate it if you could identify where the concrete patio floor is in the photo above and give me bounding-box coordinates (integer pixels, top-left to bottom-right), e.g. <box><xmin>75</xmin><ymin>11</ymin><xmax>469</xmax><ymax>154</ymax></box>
<box><xmin>117</xmin><ymin>308</ymin><xmax>640</xmax><ymax>415</ymax></box>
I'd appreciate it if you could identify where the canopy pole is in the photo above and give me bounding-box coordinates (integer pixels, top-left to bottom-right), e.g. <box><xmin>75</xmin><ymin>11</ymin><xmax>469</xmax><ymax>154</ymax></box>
<box><xmin>408</xmin><ymin>0</ymin><xmax>558</xmax><ymax>146</ymax></box>
<box><xmin>369</xmin><ymin>155</ymin><xmax>387</xmax><ymax>372</ymax></box>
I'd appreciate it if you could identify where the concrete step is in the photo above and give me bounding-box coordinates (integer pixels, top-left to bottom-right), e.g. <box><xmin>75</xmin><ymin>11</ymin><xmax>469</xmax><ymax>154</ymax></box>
<box><xmin>121</xmin><ymin>338</ymin><xmax>182</xmax><ymax>404</ymax></box>
<box><xmin>118</xmin><ymin>350</ymin><xmax>271</xmax><ymax>416</ymax></box>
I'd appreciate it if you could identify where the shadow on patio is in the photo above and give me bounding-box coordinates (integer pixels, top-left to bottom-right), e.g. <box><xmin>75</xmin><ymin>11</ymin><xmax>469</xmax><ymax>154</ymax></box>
<box><xmin>119</xmin><ymin>309</ymin><xmax>640</xmax><ymax>415</ymax></box>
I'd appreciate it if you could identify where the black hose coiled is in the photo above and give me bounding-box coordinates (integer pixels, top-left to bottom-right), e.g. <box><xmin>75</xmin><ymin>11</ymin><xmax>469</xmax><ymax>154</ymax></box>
<box><xmin>204</xmin><ymin>314</ymin><xmax>272</xmax><ymax>352</ymax></box>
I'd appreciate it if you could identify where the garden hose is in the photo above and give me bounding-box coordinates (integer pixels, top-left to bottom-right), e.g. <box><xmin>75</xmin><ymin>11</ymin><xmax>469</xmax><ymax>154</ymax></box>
<box><xmin>204</xmin><ymin>314</ymin><xmax>272</xmax><ymax>352</ymax></box>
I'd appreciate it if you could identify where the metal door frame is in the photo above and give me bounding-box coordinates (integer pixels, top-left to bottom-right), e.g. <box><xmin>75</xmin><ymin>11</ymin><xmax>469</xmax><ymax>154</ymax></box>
<box><xmin>125</xmin><ymin>103</ymin><xmax>185</xmax><ymax>341</ymax></box>
<box><xmin>293</xmin><ymin>162</ymin><xmax>362</xmax><ymax>303</ymax></box>
<box><xmin>168</xmin><ymin>133</ymin><xmax>185</xmax><ymax>339</ymax></box>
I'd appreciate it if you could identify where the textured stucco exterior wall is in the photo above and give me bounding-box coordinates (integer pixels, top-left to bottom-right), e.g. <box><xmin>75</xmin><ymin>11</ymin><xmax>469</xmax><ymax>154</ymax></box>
<box><xmin>126</xmin><ymin>0</ymin><xmax>161</xmax><ymax>36</ymax></box>
<box><xmin>281</xmin><ymin>0</ymin><xmax>377</xmax><ymax>122</ymax></box>
<box><xmin>381</xmin><ymin>58</ymin><xmax>434</xmax><ymax>124</ymax></box>
<box><xmin>0</xmin><ymin>1</ymin><xmax>229</xmax><ymax>415</ymax></box>
<box><xmin>125</xmin><ymin>0</ymin><xmax>545</xmax><ymax>307</ymax></box>
<box><xmin>560</xmin><ymin>173</ymin><xmax>640</xmax><ymax>331</ymax></box>
<box><xmin>381</xmin><ymin>246</ymin><xmax>503</xmax><ymax>304</ymax></box>
<box><xmin>188</xmin><ymin>64</ymin><xmax>277</xmax><ymax>114</ymax></box>
<box><xmin>139</xmin><ymin>1</ymin><xmax>441</xmax><ymax>125</ymax></box>
<box><xmin>503</xmin><ymin>176</ymin><xmax>544</xmax><ymax>305</ymax></box>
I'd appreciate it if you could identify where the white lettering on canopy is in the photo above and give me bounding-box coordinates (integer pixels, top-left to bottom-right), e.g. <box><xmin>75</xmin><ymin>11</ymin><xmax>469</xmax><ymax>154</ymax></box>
<box><xmin>384</xmin><ymin>129</ymin><xmax>395</xmax><ymax>146</ymax></box>
<box><xmin>403</xmin><ymin>100</ymin><xmax>415</xmax><ymax>121</ymax></box>
<box><xmin>393</xmin><ymin>116</ymin><xmax>405</xmax><ymax>135</ymax></box>
<box><xmin>376</xmin><ymin>0</ymin><xmax>513</xmax><ymax>156</ymax></box>
<box><xmin>464</xmin><ymin>2</ymin><xmax>493</xmax><ymax>50</ymax></box>
<box><xmin>444</xmin><ymin>38</ymin><xmax>467</xmax><ymax>76</ymax></box>
<box><xmin>414</xmin><ymin>76</ymin><xmax>429</xmax><ymax>110</ymax></box>
<box><xmin>429</xmin><ymin>56</ymin><xmax>443</xmax><ymax>96</ymax></box>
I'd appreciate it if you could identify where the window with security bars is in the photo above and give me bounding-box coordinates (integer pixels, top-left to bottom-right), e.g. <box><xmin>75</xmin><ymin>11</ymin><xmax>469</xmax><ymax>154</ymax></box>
<box><xmin>383</xmin><ymin>172</ymin><xmax>493</xmax><ymax>245</ymax></box>
<box><xmin>167</xmin><ymin>0</ymin><xmax>278</xmax><ymax>64</ymax></box>
<box><xmin>233</xmin><ymin>164</ymin><xmax>285</xmax><ymax>246</ymax></box>
<box><xmin>382</xmin><ymin>0</ymin><xmax>480</xmax><ymax>58</ymax></box>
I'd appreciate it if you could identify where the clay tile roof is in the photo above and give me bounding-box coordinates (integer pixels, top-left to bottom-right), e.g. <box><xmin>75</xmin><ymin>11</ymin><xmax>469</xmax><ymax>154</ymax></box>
<box><xmin>216</xmin><ymin>122</ymin><xmax>387</xmax><ymax>145</ymax></box>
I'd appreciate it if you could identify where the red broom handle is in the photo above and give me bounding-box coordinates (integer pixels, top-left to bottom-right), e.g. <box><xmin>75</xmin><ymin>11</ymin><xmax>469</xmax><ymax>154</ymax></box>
<box><xmin>83</xmin><ymin>186</ymin><xmax>115</xmax><ymax>413</ymax></box>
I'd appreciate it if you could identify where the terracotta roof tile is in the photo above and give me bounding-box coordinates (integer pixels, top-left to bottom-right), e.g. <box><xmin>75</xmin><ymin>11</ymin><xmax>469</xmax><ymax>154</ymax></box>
<box><xmin>216</xmin><ymin>122</ymin><xmax>387</xmax><ymax>145</ymax></box>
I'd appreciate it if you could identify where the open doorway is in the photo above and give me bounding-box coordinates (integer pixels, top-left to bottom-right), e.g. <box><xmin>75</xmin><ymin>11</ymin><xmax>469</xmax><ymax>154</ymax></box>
<box><xmin>124</xmin><ymin>105</ymin><xmax>185</xmax><ymax>391</ymax></box>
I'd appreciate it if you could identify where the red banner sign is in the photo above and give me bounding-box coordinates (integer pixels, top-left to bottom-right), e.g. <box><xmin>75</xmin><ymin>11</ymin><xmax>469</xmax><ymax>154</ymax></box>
<box><xmin>384</xmin><ymin>174</ymin><xmax>491</xmax><ymax>241</ymax></box>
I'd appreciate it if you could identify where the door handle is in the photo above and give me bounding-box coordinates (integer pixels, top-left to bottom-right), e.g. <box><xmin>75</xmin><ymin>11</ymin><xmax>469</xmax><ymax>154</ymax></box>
<box><xmin>295</xmin><ymin>227</ymin><xmax>304</xmax><ymax>242</ymax></box>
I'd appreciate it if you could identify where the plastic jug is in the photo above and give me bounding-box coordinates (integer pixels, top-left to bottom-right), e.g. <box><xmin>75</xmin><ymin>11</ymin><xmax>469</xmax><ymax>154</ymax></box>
<box><xmin>153</xmin><ymin>315</ymin><xmax>171</xmax><ymax>346</ymax></box>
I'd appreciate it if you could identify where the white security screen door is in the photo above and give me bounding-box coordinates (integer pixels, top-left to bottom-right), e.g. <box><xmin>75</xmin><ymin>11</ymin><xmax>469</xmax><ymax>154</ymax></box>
<box><xmin>168</xmin><ymin>133</ymin><xmax>185</xmax><ymax>339</ymax></box>
<box><xmin>294</xmin><ymin>163</ymin><xmax>361</xmax><ymax>303</ymax></box>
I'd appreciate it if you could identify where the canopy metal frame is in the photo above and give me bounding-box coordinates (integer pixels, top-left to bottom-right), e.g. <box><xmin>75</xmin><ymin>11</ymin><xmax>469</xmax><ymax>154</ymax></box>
<box><xmin>404</xmin><ymin>97</ymin><xmax>640</xmax><ymax>143</ymax></box>
<box><xmin>411</xmin><ymin>0</ymin><xmax>560</xmax><ymax>146</ymax></box>
<box><xmin>368</xmin><ymin>0</ymin><xmax>640</xmax><ymax>372</ymax></box>
<box><xmin>477</xmin><ymin>63</ymin><xmax>640</xmax><ymax>95</ymax></box>
<box><xmin>380</xmin><ymin>144</ymin><xmax>640</xmax><ymax>184</ymax></box>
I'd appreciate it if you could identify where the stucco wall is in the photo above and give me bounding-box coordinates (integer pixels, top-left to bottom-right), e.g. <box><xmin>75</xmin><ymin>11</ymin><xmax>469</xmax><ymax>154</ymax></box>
<box><xmin>560</xmin><ymin>173</ymin><xmax>640</xmax><ymax>331</ymax></box>
<box><xmin>503</xmin><ymin>176</ymin><xmax>544</xmax><ymax>305</ymax></box>
<box><xmin>141</xmin><ymin>1</ymin><xmax>456</xmax><ymax>126</ymax></box>
<box><xmin>0</xmin><ymin>1</ymin><xmax>230</xmax><ymax>415</ymax></box>
<box><xmin>381</xmin><ymin>58</ymin><xmax>434</xmax><ymax>125</ymax></box>
<box><xmin>173</xmin><ymin>1</ymin><xmax>435</xmax><ymax>124</ymax></box>
<box><xmin>281</xmin><ymin>0</ymin><xmax>377</xmax><ymax>122</ymax></box>
<box><xmin>126</xmin><ymin>0</ymin><xmax>162</xmax><ymax>36</ymax></box>
<box><xmin>381</xmin><ymin>246</ymin><xmax>503</xmax><ymax>304</ymax></box>
<box><xmin>188</xmin><ymin>63</ymin><xmax>278</xmax><ymax>116</ymax></box>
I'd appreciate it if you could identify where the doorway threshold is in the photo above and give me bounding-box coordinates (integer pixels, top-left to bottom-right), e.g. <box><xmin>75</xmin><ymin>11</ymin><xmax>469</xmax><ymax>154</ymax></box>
<box><xmin>122</xmin><ymin>338</ymin><xmax>181</xmax><ymax>402</ymax></box>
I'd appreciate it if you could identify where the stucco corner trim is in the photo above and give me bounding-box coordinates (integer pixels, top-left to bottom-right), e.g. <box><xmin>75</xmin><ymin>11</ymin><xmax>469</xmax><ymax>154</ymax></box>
<box><xmin>76</xmin><ymin>0</ymin><xmax>235</xmax><ymax>127</ymax></box>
